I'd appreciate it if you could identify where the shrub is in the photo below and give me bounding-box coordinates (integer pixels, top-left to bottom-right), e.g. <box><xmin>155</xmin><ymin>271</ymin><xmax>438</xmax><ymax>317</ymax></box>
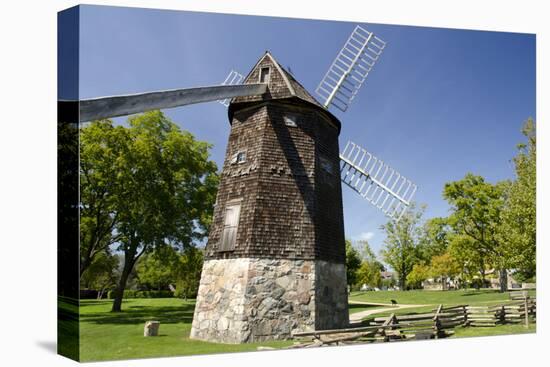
<box><xmin>80</xmin><ymin>289</ymin><xmax>99</xmax><ymax>299</ymax></box>
<box><xmin>106</xmin><ymin>290</ymin><xmax>174</xmax><ymax>299</ymax></box>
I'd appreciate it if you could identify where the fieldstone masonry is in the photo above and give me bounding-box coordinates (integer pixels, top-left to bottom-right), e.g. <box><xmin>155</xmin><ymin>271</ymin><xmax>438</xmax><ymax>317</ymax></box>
<box><xmin>190</xmin><ymin>258</ymin><xmax>347</xmax><ymax>343</ymax></box>
<box><xmin>190</xmin><ymin>52</ymin><xmax>349</xmax><ymax>343</ymax></box>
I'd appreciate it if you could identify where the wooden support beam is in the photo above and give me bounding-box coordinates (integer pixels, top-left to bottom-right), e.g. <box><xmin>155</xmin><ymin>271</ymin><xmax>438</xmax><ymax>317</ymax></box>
<box><xmin>72</xmin><ymin>83</ymin><xmax>268</xmax><ymax>122</ymax></box>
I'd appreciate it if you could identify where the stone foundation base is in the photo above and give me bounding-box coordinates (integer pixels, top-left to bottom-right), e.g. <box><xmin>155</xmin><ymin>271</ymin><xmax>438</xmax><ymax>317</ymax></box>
<box><xmin>190</xmin><ymin>258</ymin><xmax>348</xmax><ymax>343</ymax></box>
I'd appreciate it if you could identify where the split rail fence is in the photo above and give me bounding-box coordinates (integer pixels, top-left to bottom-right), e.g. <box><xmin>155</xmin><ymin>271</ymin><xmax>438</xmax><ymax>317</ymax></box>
<box><xmin>290</xmin><ymin>296</ymin><xmax>536</xmax><ymax>348</ymax></box>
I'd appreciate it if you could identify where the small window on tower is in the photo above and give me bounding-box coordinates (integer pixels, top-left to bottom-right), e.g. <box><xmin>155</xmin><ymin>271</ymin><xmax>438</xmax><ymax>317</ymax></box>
<box><xmin>236</xmin><ymin>151</ymin><xmax>246</xmax><ymax>164</ymax></box>
<box><xmin>230</xmin><ymin>151</ymin><xmax>247</xmax><ymax>164</ymax></box>
<box><xmin>283</xmin><ymin>115</ymin><xmax>298</xmax><ymax>127</ymax></box>
<box><xmin>259</xmin><ymin>67</ymin><xmax>270</xmax><ymax>83</ymax></box>
<box><xmin>320</xmin><ymin>156</ymin><xmax>334</xmax><ymax>175</ymax></box>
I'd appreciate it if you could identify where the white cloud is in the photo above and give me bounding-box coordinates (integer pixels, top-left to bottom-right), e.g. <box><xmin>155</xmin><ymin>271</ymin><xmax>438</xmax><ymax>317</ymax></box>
<box><xmin>356</xmin><ymin>231</ymin><xmax>374</xmax><ymax>241</ymax></box>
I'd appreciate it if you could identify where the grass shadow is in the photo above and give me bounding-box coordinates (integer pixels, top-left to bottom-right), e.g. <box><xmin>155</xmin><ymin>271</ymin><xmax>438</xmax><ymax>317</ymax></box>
<box><xmin>348</xmin><ymin>303</ymin><xmax>379</xmax><ymax>311</ymax></box>
<box><xmin>79</xmin><ymin>300</ymin><xmax>112</xmax><ymax>307</ymax></box>
<box><xmin>81</xmin><ymin>305</ymin><xmax>196</xmax><ymax>325</ymax></box>
<box><xmin>459</xmin><ymin>290</ymin><xmax>498</xmax><ymax>297</ymax></box>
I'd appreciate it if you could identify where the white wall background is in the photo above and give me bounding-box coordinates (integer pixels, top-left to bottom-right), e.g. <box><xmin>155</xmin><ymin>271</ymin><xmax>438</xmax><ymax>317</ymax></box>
<box><xmin>0</xmin><ymin>1</ymin><xmax>547</xmax><ymax>366</ymax></box>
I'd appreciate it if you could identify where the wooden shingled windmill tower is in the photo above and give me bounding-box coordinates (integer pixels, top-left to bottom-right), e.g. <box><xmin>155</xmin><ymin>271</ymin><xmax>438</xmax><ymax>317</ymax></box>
<box><xmin>190</xmin><ymin>27</ymin><xmax>416</xmax><ymax>343</ymax></box>
<box><xmin>190</xmin><ymin>51</ymin><xmax>349</xmax><ymax>343</ymax></box>
<box><xmin>71</xmin><ymin>25</ymin><xmax>417</xmax><ymax>344</ymax></box>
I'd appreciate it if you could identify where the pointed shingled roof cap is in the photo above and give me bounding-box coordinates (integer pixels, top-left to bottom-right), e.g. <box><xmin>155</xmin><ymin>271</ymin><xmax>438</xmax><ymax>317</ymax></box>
<box><xmin>229</xmin><ymin>51</ymin><xmax>341</xmax><ymax>131</ymax></box>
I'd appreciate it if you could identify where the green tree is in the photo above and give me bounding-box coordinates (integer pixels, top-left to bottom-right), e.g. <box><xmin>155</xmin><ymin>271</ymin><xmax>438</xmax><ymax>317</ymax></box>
<box><xmin>80</xmin><ymin>251</ymin><xmax>119</xmax><ymax>299</ymax></box>
<box><xmin>406</xmin><ymin>263</ymin><xmax>431</xmax><ymax>289</ymax></box>
<box><xmin>80</xmin><ymin>111</ymin><xmax>219</xmax><ymax>312</ymax></box>
<box><xmin>448</xmin><ymin>234</ymin><xmax>488</xmax><ymax>286</ymax></box>
<box><xmin>380</xmin><ymin>203</ymin><xmax>425</xmax><ymax>290</ymax></box>
<box><xmin>355</xmin><ymin>239</ymin><xmax>384</xmax><ymax>289</ymax></box>
<box><xmin>381</xmin><ymin>275</ymin><xmax>397</xmax><ymax>289</ymax></box>
<box><xmin>497</xmin><ymin>119</ymin><xmax>536</xmax><ymax>280</ymax></box>
<box><xmin>345</xmin><ymin>240</ymin><xmax>362</xmax><ymax>288</ymax></box>
<box><xmin>420</xmin><ymin>217</ymin><xmax>452</xmax><ymax>261</ymax></box>
<box><xmin>443</xmin><ymin>174</ymin><xmax>509</xmax><ymax>291</ymax></box>
<box><xmin>175</xmin><ymin>247</ymin><xmax>204</xmax><ymax>301</ymax></box>
<box><xmin>136</xmin><ymin>246</ymin><xmax>180</xmax><ymax>291</ymax></box>
<box><xmin>430</xmin><ymin>252</ymin><xmax>461</xmax><ymax>289</ymax></box>
<box><xmin>357</xmin><ymin>261</ymin><xmax>383</xmax><ymax>289</ymax></box>
<box><xmin>79</xmin><ymin>121</ymin><xmax>126</xmax><ymax>276</ymax></box>
<box><xmin>355</xmin><ymin>239</ymin><xmax>378</xmax><ymax>264</ymax></box>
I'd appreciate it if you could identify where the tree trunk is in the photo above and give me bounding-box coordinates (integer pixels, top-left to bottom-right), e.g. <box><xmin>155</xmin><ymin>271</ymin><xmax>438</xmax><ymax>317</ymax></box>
<box><xmin>111</xmin><ymin>252</ymin><xmax>136</xmax><ymax>312</ymax></box>
<box><xmin>80</xmin><ymin>258</ymin><xmax>90</xmax><ymax>278</ymax></box>
<box><xmin>499</xmin><ymin>269</ymin><xmax>508</xmax><ymax>293</ymax></box>
<box><xmin>111</xmin><ymin>268</ymin><xmax>130</xmax><ymax>312</ymax></box>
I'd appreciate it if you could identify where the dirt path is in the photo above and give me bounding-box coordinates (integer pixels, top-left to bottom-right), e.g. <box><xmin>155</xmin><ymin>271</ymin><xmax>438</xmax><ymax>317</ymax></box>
<box><xmin>348</xmin><ymin>301</ymin><xmax>430</xmax><ymax>324</ymax></box>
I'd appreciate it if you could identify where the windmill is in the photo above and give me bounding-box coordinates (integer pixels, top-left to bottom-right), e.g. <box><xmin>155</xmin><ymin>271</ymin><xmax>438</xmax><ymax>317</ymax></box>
<box><xmin>66</xmin><ymin>24</ymin><xmax>417</xmax><ymax>343</ymax></box>
<box><xmin>77</xmin><ymin>26</ymin><xmax>415</xmax><ymax>222</ymax></box>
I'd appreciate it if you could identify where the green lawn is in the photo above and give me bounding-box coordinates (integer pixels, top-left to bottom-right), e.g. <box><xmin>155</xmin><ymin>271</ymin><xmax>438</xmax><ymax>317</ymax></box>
<box><xmin>451</xmin><ymin>321</ymin><xmax>536</xmax><ymax>338</ymax></box>
<box><xmin>79</xmin><ymin>298</ymin><xmax>292</xmax><ymax>362</ymax></box>
<box><xmin>349</xmin><ymin>288</ymin><xmax>536</xmax><ymax>307</ymax></box>
<box><xmin>348</xmin><ymin>288</ymin><xmax>536</xmax><ymax>339</ymax></box>
<box><xmin>78</xmin><ymin>290</ymin><xmax>536</xmax><ymax>361</ymax></box>
<box><xmin>348</xmin><ymin>303</ymin><xmax>381</xmax><ymax>314</ymax></box>
<box><xmin>357</xmin><ymin>305</ymin><xmax>436</xmax><ymax>321</ymax></box>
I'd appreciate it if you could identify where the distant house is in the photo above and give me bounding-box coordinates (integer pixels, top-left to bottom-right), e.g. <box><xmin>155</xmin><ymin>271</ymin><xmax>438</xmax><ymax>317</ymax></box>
<box><xmin>359</xmin><ymin>271</ymin><xmax>397</xmax><ymax>291</ymax></box>
<box><xmin>421</xmin><ymin>277</ymin><xmax>458</xmax><ymax>291</ymax></box>
<box><xmin>420</xmin><ymin>269</ymin><xmax>533</xmax><ymax>291</ymax></box>
<box><xmin>380</xmin><ymin>271</ymin><xmax>398</xmax><ymax>290</ymax></box>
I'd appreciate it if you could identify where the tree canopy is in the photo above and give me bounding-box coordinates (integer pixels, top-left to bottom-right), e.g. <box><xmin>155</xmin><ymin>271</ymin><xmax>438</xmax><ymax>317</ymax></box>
<box><xmin>80</xmin><ymin>251</ymin><xmax>119</xmax><ymax>299</ymax></box>
<box><xmin>79</xmin><ymin>111</ymin><xmax>219</xmax><ymax>311</ymax></box>
<box><xmin>136</xmin><ymin>246</ymin><xmax>180</xmax><ymax>291</ymax></box>
<box><xmin>443</xmin><ymin>173</ymin><xmax>509</xmax><ymax>291</ymax></box>
<box><xmin>380</xmin><ymin>203</ymin><xmax>425</xmax><ymax>290</ymax></box>
<box><xmin>175</xmin><ymin>246</ymin><xmax>204</xmax><ymax>301</ymax></box>
<box><xmin>420</xmin><ymin>217</ymin><xmax>451</xmax><ymax>260</ymax></box>
<box><xmin>406</xmin><ymin>263</ymin><xmax>430</xmax><ymax>289</ymax></box>
<box><xmin>357</xmin><ymin>119</ymin><xmax>536</xmax><ymax>292</ymax></box>
<box><xmin>345</xmin><ymin>240</ymin><xmax>362</xmax><ymax>288</ymax></box>
<box><xmin>497</xmin><ymin>118</ymin><xmax>536</xmax><ymax>280</ymax></box>
<box><xmin>80</xmin><ymin>121</ymin><xmax>126</xmax><ymax>276</ymax></box>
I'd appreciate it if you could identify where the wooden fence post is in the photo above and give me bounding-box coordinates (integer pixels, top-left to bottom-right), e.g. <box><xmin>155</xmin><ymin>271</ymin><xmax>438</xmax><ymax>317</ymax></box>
<box><xmin>433</xmin><ymin>304</ymin><xmax>442</xmax><ymax>338</ymax></box>
<box><xmin>380</xmin><ymin>313</ymin><xmax>396</xmax><ymax>342</ymax></box>
<box><xmin>524</xmin><ymin>296</ymin><xmax>529</xmax><ymax>328</ymax></box>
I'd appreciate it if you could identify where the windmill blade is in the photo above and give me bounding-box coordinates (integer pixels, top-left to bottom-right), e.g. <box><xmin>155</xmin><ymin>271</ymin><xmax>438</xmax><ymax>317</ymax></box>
<box><xmin>340</xmin><ymin>141</ymin><xmax>417</xmax><ymax>221</ymax></box>
<box><xmin>218</xmin><ymin>70</ymin><xmax>245</xmax><ymax>107</ymax></box>
<box><xmin>316</xmin><ymin>25</ymin><xmax>386</xmax><ymax>112</ymax></box>
<box><xmin>74</xmin><ymin>77</ymin><xmax>265</xmax><ymax>122</ymax></box>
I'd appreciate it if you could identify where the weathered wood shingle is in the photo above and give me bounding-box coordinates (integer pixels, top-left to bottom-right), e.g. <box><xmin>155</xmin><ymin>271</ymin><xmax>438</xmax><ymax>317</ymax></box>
<box><xmin>206</xmin><ymin>52</ymin><xmax>345</xmax><ymax>264</ymax></box>
<box><xmin>229</xmin><ymin>51</ymin><xmax>340</xmax><ymax>132</ymax></box>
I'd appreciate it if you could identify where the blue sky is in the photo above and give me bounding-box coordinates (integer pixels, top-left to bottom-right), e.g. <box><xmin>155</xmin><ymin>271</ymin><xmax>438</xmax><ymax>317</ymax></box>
<box><xmin>77</xmin><ymin>5</ymin><xmax>535</xmax><ymax>260</ymax></box>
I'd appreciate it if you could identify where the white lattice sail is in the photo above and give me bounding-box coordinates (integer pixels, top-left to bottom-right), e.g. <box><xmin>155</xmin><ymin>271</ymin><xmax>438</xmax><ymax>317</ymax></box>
<box><xmin>218</xmin><ymin>70</ymin><xmax>244</xmax><ymax>107</ymax></box>
<box><xmin>316</xmin><ymin>25</ymin><xmax>386</xmax><ymax>112</ymax></box>
<box><xmin>340</xmin><ymin>141</ymin><xmax>417</xmax><ymax>221</ymax></box>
